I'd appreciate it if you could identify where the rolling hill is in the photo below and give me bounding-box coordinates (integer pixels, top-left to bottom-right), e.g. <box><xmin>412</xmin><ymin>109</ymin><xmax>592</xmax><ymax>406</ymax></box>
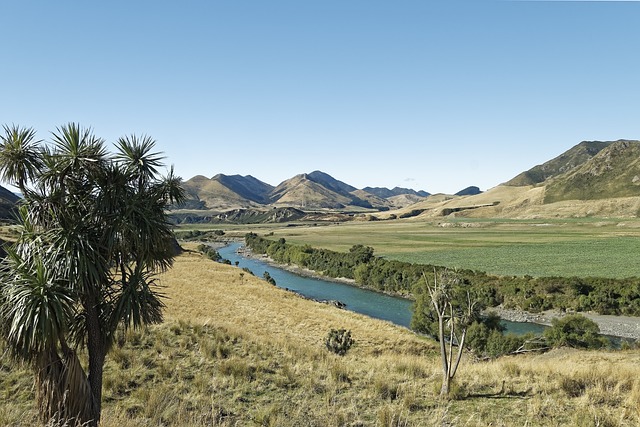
<box><xmin>177</xmin><ymin>138</ymin><xmax>640</xmax><ymax>222</ymax></box>
<box><xmin>543</xmin><ymin>140</ymin><xmax>640</xmax><ymax>203</ymax></box>
<box><xmin>181</xmin><ymin>174</ymin><xmax>273</xmax><ymax>210</ymax></box>
<box><xmin>377</xmin><ymin>139</ymin><xmax>640</xmax><ymax>220</ymax></box>
<box><xmin>270</xmin><ymin>173</ymin><xmax>356</xmax><ymax>209</ymax></box>
<box><xmin>504</xmin><ymin>140</ymin><xmax>613</xmax><ymax>186</ymax></box>
<box><xmin>178</xmin><ymin>170</ymin><xmax>431</xmax><ymax>212</ymax></box>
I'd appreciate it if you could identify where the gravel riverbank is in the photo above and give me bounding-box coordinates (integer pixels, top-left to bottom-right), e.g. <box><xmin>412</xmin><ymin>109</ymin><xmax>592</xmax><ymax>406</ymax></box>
<box><xmin>490</xmin><ymin>307</ymin><xmax>640</xmax><ymax>340</ymax></box>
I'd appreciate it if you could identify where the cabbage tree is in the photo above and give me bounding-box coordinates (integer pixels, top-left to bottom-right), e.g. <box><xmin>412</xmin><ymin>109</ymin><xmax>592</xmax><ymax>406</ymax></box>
<box><xmin>0</xmin><ymin>123</ymin><xmax>184</xmax><ymax>426</ymax></box>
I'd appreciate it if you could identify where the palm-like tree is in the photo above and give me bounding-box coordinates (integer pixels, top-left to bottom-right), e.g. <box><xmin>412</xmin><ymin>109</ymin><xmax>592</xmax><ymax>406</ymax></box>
<box><xmin>0</xmin><ymin>123</ymin><xmax>184</xmax><ymax>426</ymax></box>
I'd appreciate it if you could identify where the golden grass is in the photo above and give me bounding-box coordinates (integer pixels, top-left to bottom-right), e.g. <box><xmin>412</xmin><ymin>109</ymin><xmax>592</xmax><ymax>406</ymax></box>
<box><xmin>161</xmin><ymin>244</ymin><xmax>429</xmax><ymax>357</ymax></box>
<box><xmin>4</xmin><ymin>245</ymin><xmax>640</xmax><ymax>425</ymax></box>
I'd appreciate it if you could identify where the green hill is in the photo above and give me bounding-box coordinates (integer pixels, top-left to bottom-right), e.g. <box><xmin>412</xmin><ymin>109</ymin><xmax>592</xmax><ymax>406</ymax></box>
<box><xmin>504</xmin><ymin>141</ymin><xmax>613</xmax><ymax>186</ymax></box>
<box><xmin>543</xmin><ymin>140</ymin><xmax>640</xmax><ymax>204</ymax></box>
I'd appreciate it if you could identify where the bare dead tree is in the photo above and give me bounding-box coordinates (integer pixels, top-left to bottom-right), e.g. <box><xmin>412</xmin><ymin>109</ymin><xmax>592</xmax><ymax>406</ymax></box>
<box><xmin>424</xmin><ymin>269</ymin><xmax>477</xmax><ymax>397</ymax></box>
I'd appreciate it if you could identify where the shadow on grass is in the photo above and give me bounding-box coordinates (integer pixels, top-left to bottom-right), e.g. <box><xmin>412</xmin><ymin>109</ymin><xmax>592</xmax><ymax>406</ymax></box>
<box><xmin>466</xmin><ymin>381</ymin><xmax>532</xmax><ymax>400</ymax></box>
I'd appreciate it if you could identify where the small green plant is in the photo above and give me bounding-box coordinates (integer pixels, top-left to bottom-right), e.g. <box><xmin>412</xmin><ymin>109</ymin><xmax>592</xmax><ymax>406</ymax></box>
<box><xmin>325</xmin><ymin>328</ymin><xmax>354</xmax><ymax>356</ymax></box>
<box><xmin>263</xmin><ymin>271</ymin><xmax>276</xmax><ymax>285</ymax></box>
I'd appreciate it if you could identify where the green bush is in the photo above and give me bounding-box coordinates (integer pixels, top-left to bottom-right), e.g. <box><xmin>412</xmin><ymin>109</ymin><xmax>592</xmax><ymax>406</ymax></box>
<box><xmin>543</xmin><ymin>314</ymin><xmax>609</xmax><ymax>349</ymax></box>
<box><xmin>263</xmin><ymin>271</ymin><xmax>276</xmax><ymax>285</ymax></box>
<box><xmin>325</xmin><ymin>329</ymin><xmax>354</xmax><ymax>356</ymax></box>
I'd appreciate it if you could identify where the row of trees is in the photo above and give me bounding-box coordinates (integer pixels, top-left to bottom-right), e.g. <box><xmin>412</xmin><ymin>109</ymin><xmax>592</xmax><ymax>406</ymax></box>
<box><xmin>0</xmin><ymin>124</ymin><xmax>184</xmax><ymax>426</ymax></box>
<box><xmin>244</xmin><ymin>233</ymin><xmax>640</xmax><ymax>316</ymax></box>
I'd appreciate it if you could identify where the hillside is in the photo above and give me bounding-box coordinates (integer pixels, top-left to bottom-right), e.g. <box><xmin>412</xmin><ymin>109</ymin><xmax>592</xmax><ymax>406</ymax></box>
<box><xmin>455</xmin><ymin>186</ymin><xmax>482</xmax><ymax>196</ymax></box>
<box><xmin>177</xmin><ymin>138</ymin><xmax>640</xmax><ymax>221</ymax></box>
<box><xmin>181</xmin><ymin>175</ymin><xmax>271</xmax><ymax>211</ymax></box>
<box><xmin>0</xmin><ymin>184</ymin><xmax>19</xmax><ymax>220</ymax></box>
<box><xmin>211</xmin><ymin>173</ymin><xmax>274</xmax><ymax>204</ymax></box>
<box><xmin>374</xmin><ymin>140</ymin><xmax>640</xmax><ymax>220</ymax></box>
<box><xmin>543</xmin><ymin>140</ymin><xmax>640</xmax><ymax>203</ymax></box>
<box><xmin>272</xmin><ymin>172</ymin><xmax>376</xmax><ymax>209</ymax></box>
<box><xmin>4</xmin><ymin>246</ymin><xmax>640</xmax><ymax>426</ymax></box>
<box><xmin>270</xmin><ymin>174</ymin><xmax>356</xmax><ymax>209</ymax></box>
<box><xmin>504</xmin><ymin>140</ymin><xmax>613</xmax><ymax>186</ymax></box>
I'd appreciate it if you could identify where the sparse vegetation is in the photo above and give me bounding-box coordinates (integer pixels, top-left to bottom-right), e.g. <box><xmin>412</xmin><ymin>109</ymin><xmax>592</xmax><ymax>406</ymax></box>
<box><xmin>197</xmin><ymin>243</ymin><xmax>222</xmax><ymax>261</ymax></box>
<box><xmin>325</xmin><ymin>328</ymin><xmax>354</xmax><ymax>356</ymax></box>
<box><xmin>3</xmin><ymin>247</ymin><xmax>640</xmax><ymax>426</ymax></box>
<box><xmin>262</xmin><ymin>271</ymin><xmax>276</xmax><ymax>285</ymax></box>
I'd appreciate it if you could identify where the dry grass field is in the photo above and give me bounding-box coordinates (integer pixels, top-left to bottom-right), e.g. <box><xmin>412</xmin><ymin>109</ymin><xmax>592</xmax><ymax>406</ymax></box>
<box><xmin>3</xmin><ymin>245</ymin><xmax>640</xmax><ymax>426</ymax></box>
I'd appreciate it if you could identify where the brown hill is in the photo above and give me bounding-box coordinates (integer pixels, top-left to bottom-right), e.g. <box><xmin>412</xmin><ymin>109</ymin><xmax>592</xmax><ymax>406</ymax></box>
<box><xmin>270</xmin><ymin>174</ymin><xmax>354</xmax><ymax>209</ymax></box>
<box><xmin>182</xmin><ymin>175</ymin><xmax>263</xmax><ymax>210</ymax></box>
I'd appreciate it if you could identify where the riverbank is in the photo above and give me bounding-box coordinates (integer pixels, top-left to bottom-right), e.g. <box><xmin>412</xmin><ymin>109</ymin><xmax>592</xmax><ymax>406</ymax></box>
<box><xmin>491</xmin><ymin>307</ymin><xmax>640</xmax><ymax>341</ymax></box>
<box><xmin>200</xmin><ymin>240</ymin><xmax>640</xmax><ymax>341</ymax></box>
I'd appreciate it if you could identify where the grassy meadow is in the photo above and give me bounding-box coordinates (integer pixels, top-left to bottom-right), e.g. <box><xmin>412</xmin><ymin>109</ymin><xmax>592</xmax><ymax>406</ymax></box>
<box><xmin>196</xmin><ymin>217</ymin><xmax>640</xmax><ymax>278</ymax></box>
<box><xmin>4</xmin><ymin>244</ymin><xmax>640</xmax><ymax>426</ymax></box>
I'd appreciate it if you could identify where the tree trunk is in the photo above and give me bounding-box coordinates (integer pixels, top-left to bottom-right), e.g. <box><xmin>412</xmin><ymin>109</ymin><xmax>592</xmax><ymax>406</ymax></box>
<box><xmin>440</xmin><ymin>373</ymin><xmax>450</xmax><ymax>396</ymax></box>
<box><xmin>437</xmin><ymin>309</ymin><xmax>449</xmax><ymax>397</ymax></box>
<box><xmin>86</xmin><ymin>296</ymin><xmax>107</xmax><ymax>426</ymax></box>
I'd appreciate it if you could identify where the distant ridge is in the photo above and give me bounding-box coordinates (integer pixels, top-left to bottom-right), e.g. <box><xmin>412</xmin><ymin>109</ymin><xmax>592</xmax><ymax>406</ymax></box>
<box><xmin>378</xmin><ymin>139</ymin><xmax>640</xmax><ymax>221</ymax></box>
<box><xmin>176</xmin><ymin>138</ymin><xmax>640</xmax><ymax>221</ymax></box>
<box><xmin>270</xmin><ymin>173</ymin><xmax>355</xmax><ymax>209</ymax></box>
<box><xmin>179</xmin><ymin>170</ymin><xmax>429</xmax><ymax>212</ymax></box>
<box><xmin>363</xmin><ymin>186</ymin><xmax>430</xmax><ymax>198</ymax></box>
<box><xmin>504</xmin><ymin>140</ymin><xmax>613</xmax><ymax>186</ymax></box>
<box><xmin>211</xmin><ymin>174</ymin><xmax>274</xmax><ymax>204</ymax></box>
<box><xmin>543</xmin><ymin>140</ymin><xmax>640</xmax><ymax>203</ymax></box>
<box><xmin>183</xmin><ymin>175</ymin><xmax>268</xmax><ymax>210</ymax></box>
<box><xmin>455</xmin><ymin>186</ymin><xmax>482</xmax><ymax>197</ymax></box>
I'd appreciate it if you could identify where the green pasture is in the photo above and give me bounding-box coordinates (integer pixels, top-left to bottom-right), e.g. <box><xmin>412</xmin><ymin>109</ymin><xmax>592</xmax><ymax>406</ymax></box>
<box><xmin>190</xmin><ymin>218</ymin><xmax>640</xmax><ymax>279</ymax></box>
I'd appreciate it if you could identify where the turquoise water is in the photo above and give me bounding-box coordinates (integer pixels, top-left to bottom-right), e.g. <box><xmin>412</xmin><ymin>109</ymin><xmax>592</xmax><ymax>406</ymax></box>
<box><xmin>218</xmin><ymin>242</ymin><xmax>545</xmax><ymax>335</ymax></box>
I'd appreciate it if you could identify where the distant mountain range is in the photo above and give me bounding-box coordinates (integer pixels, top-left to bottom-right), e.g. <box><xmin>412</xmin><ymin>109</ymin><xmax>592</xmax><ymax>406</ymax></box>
<box><xmin>176</xmin><ymin>139</ymin><xmax>640</xmax><ymax>222</ymax></box>
<box><xmin>181</xmin><ymin>170</ymin><xmax>437</xmax><ymax>212</ymax></box>
<box><xmin>2</xmin><ymin>138</ymin><xmax>640</xmax><ymax>223</ymax></box>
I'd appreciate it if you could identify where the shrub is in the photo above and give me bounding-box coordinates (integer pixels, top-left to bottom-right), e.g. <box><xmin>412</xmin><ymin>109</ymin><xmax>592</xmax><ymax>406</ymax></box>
<box><xmin>543</xmin><ymin>314</ymin><xmax>609</xmax><ymax>349</ymax></box>
<box><xmin>263</xmin><ymin>271</ymin><xmax>276</xmax><ymax>285</ymax></box>
<box><xmin>325</xmin><ymin>329</ymin><xmax>354</xmax><ymax>356</ymax></box>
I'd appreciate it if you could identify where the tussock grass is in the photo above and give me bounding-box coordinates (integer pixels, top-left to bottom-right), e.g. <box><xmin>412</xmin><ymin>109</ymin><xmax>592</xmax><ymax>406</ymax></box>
<box><xmin>3</xmin><ymin>246</ymin><xmax>640</xmax><ymax>425</ymax></box>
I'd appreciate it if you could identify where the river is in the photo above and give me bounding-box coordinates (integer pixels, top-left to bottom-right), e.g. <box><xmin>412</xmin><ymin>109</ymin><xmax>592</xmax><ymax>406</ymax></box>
<box><xmin>217</xmin><ymin>242</ymin><xmax>547</xmax><ymax>336</ymax></box>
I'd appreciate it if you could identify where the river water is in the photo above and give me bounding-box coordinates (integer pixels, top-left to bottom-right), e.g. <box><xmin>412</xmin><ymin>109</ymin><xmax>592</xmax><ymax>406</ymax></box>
<box><xmin>218</xmin><ymin>242</ymin><xmax>547</xmax><ymax>336</ymax></box>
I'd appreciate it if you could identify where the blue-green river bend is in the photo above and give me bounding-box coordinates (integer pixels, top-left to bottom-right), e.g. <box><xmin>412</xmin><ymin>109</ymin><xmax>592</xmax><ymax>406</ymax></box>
<box><xmin>218</xmin><ymin>242</ymin><xmax>547</xmax><ymax>337</ymax></box>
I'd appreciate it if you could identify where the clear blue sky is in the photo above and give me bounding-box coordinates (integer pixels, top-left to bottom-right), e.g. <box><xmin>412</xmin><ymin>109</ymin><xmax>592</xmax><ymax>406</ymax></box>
<box><xmin>2</xmin><ymin>1</ymin><xmax>639</xmax><ymax>194</ymax></box>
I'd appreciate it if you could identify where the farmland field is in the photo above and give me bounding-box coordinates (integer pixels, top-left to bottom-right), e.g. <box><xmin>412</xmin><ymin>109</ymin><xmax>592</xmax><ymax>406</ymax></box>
<box><xmin>190</xmin><ymin>217</ymin><xmax>640</xmax><ymax>278</ymax></box>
